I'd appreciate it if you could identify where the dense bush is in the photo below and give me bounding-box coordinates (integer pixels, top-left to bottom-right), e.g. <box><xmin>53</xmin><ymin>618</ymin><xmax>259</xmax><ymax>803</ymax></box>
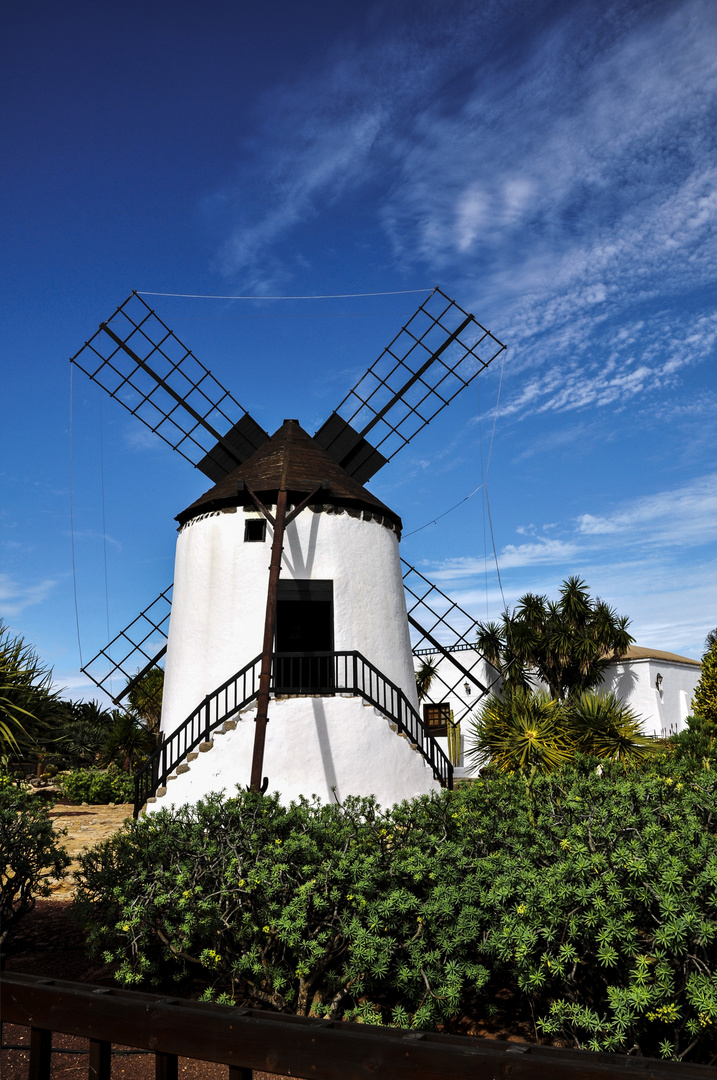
<box><xmin>0</xmin><ymin>779</ymin><xmax>70</xmax><ymax>947</ymax></box>
<box><xmin>60</xmin><ymin>765</ymin><xmax>135</xmax><ymax>804</ymax></box>
<box><xmin>73</xmin><ymin>762</ymin><xmax>717</xmax><ymax>1062</ymax></box>
<box><xmin>669</xmin><ymin>715</ymin><xmax>717</xmax><ymax>766</ymax></box>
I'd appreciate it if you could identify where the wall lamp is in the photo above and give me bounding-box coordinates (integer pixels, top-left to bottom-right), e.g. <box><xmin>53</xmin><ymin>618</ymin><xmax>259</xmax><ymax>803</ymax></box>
<box><xmin>464</xmin><ymin>682</ymin><xmax>472</xmax><ymax>695</ymax></box>
<box><xmin>655</xmin><ymin>673</ymin><xmax>663</xmax><ymax>692</ymax></box>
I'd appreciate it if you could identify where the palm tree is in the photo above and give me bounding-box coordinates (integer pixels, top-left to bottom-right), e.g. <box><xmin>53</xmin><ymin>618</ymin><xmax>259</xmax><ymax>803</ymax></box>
<box><xmin>126</xmin><ymin>667</ymin><xmax>164</xmax><ymax>736</ymax></box>
<box><xmin>475</xmin><ymin>576</ymin><xmax>634</xmax><ymax>701</ymax></box>
<box><xmin>101</xmin><ymin>711</ymin><xmax>155</xmax><ymax>773</ymax></box>
<box><xmin>415</xmin><ymin>655</ymin><xmax>439</xmax><ymax>702</ymax></box>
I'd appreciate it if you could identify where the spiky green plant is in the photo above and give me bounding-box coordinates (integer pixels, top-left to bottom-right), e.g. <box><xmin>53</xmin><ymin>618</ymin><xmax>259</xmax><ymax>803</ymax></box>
<box><xmin>565</xmin><ymin>691</ymin><xmax>654</xmax><ymax>762</ymax></box>
<box><xmin>415</xmin><ymin>655</ymin><xmax>439</xmax><ymax>702</ymax></box>
<box><xmin>466</xmin><ymin>688</ymin><xmax>572</xmax><ymax>774</ymax></box>
<box><xmin>0</xmin><ymin>621</ymin><xmax>60</xmax><ymax>760</ymax></box>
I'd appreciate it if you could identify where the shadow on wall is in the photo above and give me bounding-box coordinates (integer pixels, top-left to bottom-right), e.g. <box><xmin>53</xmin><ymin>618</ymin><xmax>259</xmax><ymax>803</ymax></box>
<box><xmin>312</xmin><ymin>698</ymin><xmax>340</xmax><ymax>801</ymax></box>
<box><xmin>602</xmin><ymin>666</ymin><xmax>638</xmax><ymax>700</ymax></box>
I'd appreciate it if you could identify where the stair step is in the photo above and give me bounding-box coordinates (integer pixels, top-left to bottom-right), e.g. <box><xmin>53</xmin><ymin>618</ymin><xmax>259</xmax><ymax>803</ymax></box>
<box><xmin>176</xmin><ymin>763</ymin><xmax>190</xmax><ymax>775</ymax></box>
<box><xmin>199</xmin><ymin>740</ymin><xmax>214</xmax><ymax>752</ymax></box>
<box><xmin>156</xmin><ymin>786</ymin><xmax>167</xmax><ymax>797</ymax></box>
<box><xmin>222</xmin><ymin>720</ymin><xmax>237</xmax><ymax>731</ymax></box>
<box><xmin>147</xmin><ymin>797</ymin><xmax>157</xmax><ymax>804</ymax></box>
<box><xmin>187</xmin><ymin>752</ymin><xmax>199</xmax><ymax>762</ymax></box>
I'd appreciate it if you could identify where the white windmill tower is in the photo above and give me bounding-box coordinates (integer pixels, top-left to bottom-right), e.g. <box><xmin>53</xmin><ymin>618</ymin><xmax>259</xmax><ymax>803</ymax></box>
<box><xmin>71</xmin><ymin>289</ymin><xmax>505</xmax><ymax>814</ymax></box>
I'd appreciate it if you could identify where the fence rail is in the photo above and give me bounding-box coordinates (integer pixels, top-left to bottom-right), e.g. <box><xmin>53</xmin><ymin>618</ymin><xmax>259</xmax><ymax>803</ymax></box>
<box><xmin>3</xmin><ymin>973</ymin><xmax>713</xmax><ymax>1080</ymax></box>
<box><xmin>135</xmin><ymin>651</ymin><xmax>452</xmax><ymax>816</ymax></box>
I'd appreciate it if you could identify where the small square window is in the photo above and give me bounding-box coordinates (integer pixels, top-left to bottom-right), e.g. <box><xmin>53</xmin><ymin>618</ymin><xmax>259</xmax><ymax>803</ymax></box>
<box><xmin>423</xmin><ymin>703</ymin><xmax>450</xmax><ymax>736</ymax></box>
<box><xmin>244</xmin><ymin>518</ymin><xmax>266</xmax><ymax>543</ymax></box>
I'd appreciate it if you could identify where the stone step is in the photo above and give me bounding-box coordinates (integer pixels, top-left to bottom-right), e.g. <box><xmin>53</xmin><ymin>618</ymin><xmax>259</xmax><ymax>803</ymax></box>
<box><xmin>222</xmin><ymin>720</ymin><xmax>237</xmax><ymax>731</ymax></box>
<box><xmin>198</xmin><ymin>740</ymin><xmax>214</xmax><ymax>752</ymax></box>
<box><xmin>187</xmin><ymin>752</ymin><xmax>199</xmax><ymax>762</ymax></box>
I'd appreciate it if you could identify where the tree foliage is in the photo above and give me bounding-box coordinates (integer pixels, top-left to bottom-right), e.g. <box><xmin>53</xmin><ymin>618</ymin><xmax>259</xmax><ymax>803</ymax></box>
<box><xmin>127</xmin><ymin>667</ymin><xmax>164</xmax><ymax>736</ymax></box>
<box><xmin>0</xmin><ymin>779</ymin><xmax>70</xmax><ymax>947</ymax></box>
<box><xmin>415</xmin><ymin>656</ymin><xmax>438</xmax><ymax>702</ymax></box>
<box><xmin>476</xmin><ymin>577</ymin><xmax>634</xmax><ymax>701</ymax></box>
<box><xmin>692</xmin><ymin>632</ymin><xmax>717</xmax><ymax>728</ymax></box>
<box><xmin>73</xmin><ymin>769</ymin><xmax>717</xmax><ymax>1063</ymax></box>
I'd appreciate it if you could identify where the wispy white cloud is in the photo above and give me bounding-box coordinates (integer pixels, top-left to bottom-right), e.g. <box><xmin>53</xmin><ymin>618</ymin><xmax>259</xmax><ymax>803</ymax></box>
<box><xmin>0</xmin><ymin>573</ymin><xmax>57</xmax><ymax>617</ymax></box>
<box><xmin>207</xmin><ymin>0</ymin><xmax>717</xmax><ymax>421</ymax></box>
<box><xmin>421</xmin><ymin>470</ymin><xmax>717</xmax><ymax>655</ymax></box>
<box><xmin>575</xmin><ymin>473</ymin><xmax>717</xmax><ymax>548</ymax></box>
<box><xmin>68</xmin><ymin>529</ymin><xmax>122</xmax><ymax>550</ymax></box>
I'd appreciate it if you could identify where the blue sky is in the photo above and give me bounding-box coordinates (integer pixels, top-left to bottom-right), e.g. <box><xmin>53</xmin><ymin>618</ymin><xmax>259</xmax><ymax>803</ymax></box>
<box><xmin>2</xmin><ymin>0</ymin><xmax>716</xmax><ymax>701</ymax></box>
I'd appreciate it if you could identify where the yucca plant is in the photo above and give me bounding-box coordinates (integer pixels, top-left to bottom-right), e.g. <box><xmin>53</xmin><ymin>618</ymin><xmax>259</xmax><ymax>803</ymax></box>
<box><xmin>565</xmin><ymin>690</ymin><xmax>654</xmax><ymax>762</ymax></box>
<box><xmin>466</xmin><ymin>688</ymin><xmax>572</xmax><ymax>774</ymax></box>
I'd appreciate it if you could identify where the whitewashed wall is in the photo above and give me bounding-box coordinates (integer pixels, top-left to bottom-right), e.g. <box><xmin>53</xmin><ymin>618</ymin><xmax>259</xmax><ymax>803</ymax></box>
<box><xmin>148</xmin><ymin>696</ymin><xmax>440</xmax><ymax>812</ymax></box>
<box><xmin>598</xmin><ymin>658</ymin><xmax>700</xmax><ymax>737</ymax></box>
<box><xmin>162</xmin><ymin>505</ymin><xmax>417</xmax><ymax>738</ymax></box>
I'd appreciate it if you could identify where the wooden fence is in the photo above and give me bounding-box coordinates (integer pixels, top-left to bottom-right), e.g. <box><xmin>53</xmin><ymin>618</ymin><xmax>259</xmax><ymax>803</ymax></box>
<box><xmin>1</xmin><ymin>972</ymin><xmax>714</xmax><ymax>1079</ymax></box>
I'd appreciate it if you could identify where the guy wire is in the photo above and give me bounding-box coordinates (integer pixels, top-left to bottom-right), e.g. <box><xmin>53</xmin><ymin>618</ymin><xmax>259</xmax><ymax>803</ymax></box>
<box><xmin>99</xmin><ymin>394</ymin><xmax>111</xmax><ymax>646</ymax></box>
<box><xmin>69</xmin><ymin>363</ymin><xmax>83</xmax><ymax>668</ymax></box>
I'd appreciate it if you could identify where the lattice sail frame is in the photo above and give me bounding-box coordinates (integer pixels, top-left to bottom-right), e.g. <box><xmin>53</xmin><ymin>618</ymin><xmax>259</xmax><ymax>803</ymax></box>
<box><xmin>331</xmin><ymin>287</ymin><xmax>505</xmax><ymax>462</ymax></box>
<box><xmin>402</xmin><ymin>561</ymin><xmax>501</xmax><ymax>723</ymax></box>
<box><xmin>70</xmin><ymin>292</ymin><xmax>256</xmax><ymax>473</ymax></box>
<box><xmin>81</xmin><ymin>585</ymin><xmax>173</xmax><ymax>706</ymax></box>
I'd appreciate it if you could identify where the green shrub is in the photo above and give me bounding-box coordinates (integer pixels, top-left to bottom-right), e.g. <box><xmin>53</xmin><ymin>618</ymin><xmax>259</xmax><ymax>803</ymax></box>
<box><xmin>0</xmin><ymin>781</ymin><xmax>70</xmax><ymax>947</ymax></box>
<box><xmin>669</xmin><ymin>715</ymin><xmax>717</xmax><ymax>765</ymax></box>
<box><xmin>72</xmin><ymin>767</ymin><xmax>717</xmax><ymax>1063</ymax></box>
<box><xmin>60</xmin><ymin>765</ymin><xmax>134</xmax><ymax>804</ymax></box>
<box><xmin>693</xmin><ymin>633</ymin><xmax>717</xmax><ymax>726</ymax></box>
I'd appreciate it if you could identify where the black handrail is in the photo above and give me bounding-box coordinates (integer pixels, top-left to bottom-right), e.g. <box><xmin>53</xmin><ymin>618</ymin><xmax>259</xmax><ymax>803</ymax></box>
<box><xmin>135</xmin><ymin>651</ymin><xmax>452</xmax><ymax>816</ymax></box>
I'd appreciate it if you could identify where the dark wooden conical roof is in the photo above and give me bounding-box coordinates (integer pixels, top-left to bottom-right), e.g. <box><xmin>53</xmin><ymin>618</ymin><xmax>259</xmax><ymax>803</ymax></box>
<box><xmin>176</xmin><ymin>419</ymin><xmax>402</xmax><ymax>530</ymax></box>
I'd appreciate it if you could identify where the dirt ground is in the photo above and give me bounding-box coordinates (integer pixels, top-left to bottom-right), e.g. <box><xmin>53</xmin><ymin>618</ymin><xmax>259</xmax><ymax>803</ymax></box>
<box><xmin>46</xmin><ymin>799</ymin><xmax>135</xmax><ymax>898</ymax></box>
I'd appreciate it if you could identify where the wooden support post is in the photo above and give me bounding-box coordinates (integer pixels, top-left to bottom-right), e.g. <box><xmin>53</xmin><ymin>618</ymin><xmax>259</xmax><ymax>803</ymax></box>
<box><xmin>156</xmin><ymin>1050</ymin><xmax>179</xmax><ymax>1080</ymax></box>
<box><xmin>29</xmin><ymin>1027</ymin><xmax>52</xmax><ymax>1080</ymax></box>
<box><xmin>249</xmin><ymin>487</ymin><xmax>288</xmax><ymax>791</ymax></box>
<box><xmin>88</xmin><ymin>1038</ymin><xmax>111</xmax><ymax>1080</ymax></box>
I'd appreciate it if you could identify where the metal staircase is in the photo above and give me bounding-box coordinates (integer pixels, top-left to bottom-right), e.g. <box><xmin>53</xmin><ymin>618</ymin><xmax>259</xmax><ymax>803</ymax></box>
<box><xmin>134</xmin><ymin>651</ymin><xmax>453</xmax><ymax>816</ymax></box>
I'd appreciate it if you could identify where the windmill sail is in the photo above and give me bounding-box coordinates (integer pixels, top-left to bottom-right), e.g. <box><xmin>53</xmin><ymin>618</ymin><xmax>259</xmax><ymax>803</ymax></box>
<box><xmin>402</xmin><ymin>560</ymin><xmax>501</xmax><ymax>722</ymax></box>
<box><xmin>81</xmin><ymin>584</ymin><xmax>173</xmax><ymax>705</ymax></box>
<box><xmin>71</xmin><ymin>292</ymin><xmax>268</xmax><ymax>481</ymax></box>
<box><xmin>315</xmin><ymin>288</ymin><xmax>505</xmax><ymax>481</ymax></box>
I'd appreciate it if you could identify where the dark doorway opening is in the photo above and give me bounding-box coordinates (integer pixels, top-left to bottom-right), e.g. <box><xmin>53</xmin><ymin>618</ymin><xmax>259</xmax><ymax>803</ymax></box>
<box><xmin>275</xmin><ymin>580</ymin><xmax>334</xmax><ymax>692</ymax></box>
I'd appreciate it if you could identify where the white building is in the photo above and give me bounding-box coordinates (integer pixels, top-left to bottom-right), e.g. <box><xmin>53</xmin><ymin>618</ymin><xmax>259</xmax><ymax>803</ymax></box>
<box><xmin>599</xmin><ymin>645</ymin><xmax>701</xmax><ymax>739</ymax></box>
<box><xmin>413</xmin><ymin>643</ymin><xmax>701</xmax><ymax>770</ymax></box>
<box><xmin>149</xmin><ymin>420</ymin><xmax>446</xmax><ymax>812</ymax></box>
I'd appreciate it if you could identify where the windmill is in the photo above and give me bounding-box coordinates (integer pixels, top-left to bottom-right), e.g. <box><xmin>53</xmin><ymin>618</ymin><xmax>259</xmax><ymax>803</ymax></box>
<box><xmin>71</xmin><ymin>289</ymin><xmax>505</xmax><ymax>815</ymax></box>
